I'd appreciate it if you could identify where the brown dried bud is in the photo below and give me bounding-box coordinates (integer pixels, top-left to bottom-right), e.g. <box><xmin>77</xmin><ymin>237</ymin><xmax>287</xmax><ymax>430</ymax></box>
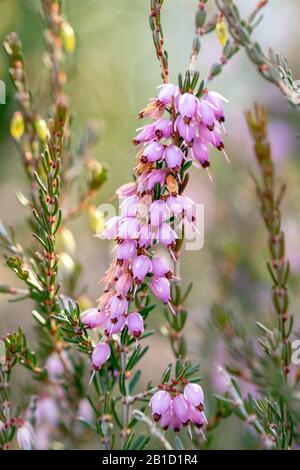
<box><xmin>166</xmin><ymin>174</ymin><xmax>178</xmax><ymax>195</ymax></box>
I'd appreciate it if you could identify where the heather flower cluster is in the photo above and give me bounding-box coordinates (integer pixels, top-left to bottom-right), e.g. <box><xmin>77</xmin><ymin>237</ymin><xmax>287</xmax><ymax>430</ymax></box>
<box><xmin>84</xmin><ymin>82</ymin><xmax>227</xmax><ymax>372</ymax></box>
<box><xmin>150</xmin><ymin>383</ymin><xmax>206</xmax><ymax>433</ymax></box>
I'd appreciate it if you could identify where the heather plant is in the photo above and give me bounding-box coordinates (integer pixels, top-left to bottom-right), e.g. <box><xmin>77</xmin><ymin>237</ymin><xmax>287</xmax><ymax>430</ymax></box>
<box><xmin>0</xmin><ymin>0</ymin><xmax>299</xmax><ymax>452</ymax></box>
<box><xmin>211</xmin><ymin>105</ymin><xmax>298</xmax><ymax>449</ymax></box>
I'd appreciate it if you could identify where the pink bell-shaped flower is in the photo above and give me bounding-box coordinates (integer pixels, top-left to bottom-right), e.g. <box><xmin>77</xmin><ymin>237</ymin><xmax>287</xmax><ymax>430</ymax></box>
<box><xmin>197</xmin><ymin>100</ymin><xmax>216</xmax><ymax>130</ymax></box>
<box><xmin>117</xmin><ymin>240</ymin><xmax>137</xmax><ymax>261</ymax></box>
<box><xmin>154</xmin><ymin>118</ymin><xmax>174</xmax><ymax>140</ymax></box>
<box><xmin>141</xmin><ymin>142</ymin><xmax>165</xmax><ymax>163</ymax></box>
<box><xmin>170</xmin><ymin>412</ymin><xmax>182</xmax><ymax>432</ymax></box>
<box><xmin>178</xmin><ymin>92</ymin><xmax>198</xmax><ymax>118</ymax></box>
<box><xmin>120</xmin><ymin>195</ymin><xmax>140</xmax><ymax>217</ymax></box>
<box><xmin>132</xmin><ymin>255</ymin><xmax>152</xmax><ymax>282</ymax></box>
<box><xmin>156</xmin><ymin>223</ymin><xmax>177</xmax><ymax>246</ymax></box>
<box><xmin>157</xmin><ymin>83</ymin><xmax>179</xmax><ymax>106</ymax></box>
<box><xmin>81</xmin><ymin>308</ymin><xmax>106</xmax><ymax>329</ymax></box>
<box><xmin>115</xmin><ymin>273</ymin><xmax>133</xmax><ymax>297</ymax></box>
<box><xmin>173</xmin><ymin>394</ymin><xmax>190</xmax><ymax>425</ymax></box>
<box><xmin>151</xmin><ymin>256</ymin><xmax>172</xmax><ymax>278</ymax></box>
<box><xmin>127</xmin><ymin>312</ymin><xmax>144</xmax><ymax>338</ymax></box>
<box><xmin>160</xmin><ymin>407</ymin><xmax>172</xmax><ymax>430</ymax></box>
<box><xmin>104</xmin><ymin>315</ymin><xmax>126</xmax><ymax>337</ymax></box>
<box><xmin>133</xmin><ymin>123</ymin><xmax>155</xmax><ymax>145</ymax></box>
<box><xmin>164</xmin><ymin>144</ymin><xmax>184</xmax><ymax>169</ymax></box>
<box><xmin>150</xmin><ymin>390</ymin><xmax>172</xmax><ymax>420</ymax></box>
<box><xmin>103</xmin><ymin>216</ymin><xmax>120</xmax><ymax>239</ymax></box>
<box><xmin>192</xmin><ymin>137</ymin><xmax>210</xmax><ymax>168</ymax></box>
<box><xmin>109</xmin><ymin>295</ymin><xmax>128</xmax><ymax>320</ymax></box>
<box><xmin>150</xmin><ymin>200</ymin><xmax>168</xmax><ymax>227</ymax></box>
<box><xmin>167</xmin><ymin>195</ymin><xmax>184</xmax><ymax>217</ymax></box>
<box><xmin>92</xmin><ymin>342</ymin><xmax>111</xmax><ymax>370</ymax></box>
<box><xmin>189</xmin><ymin>406</ymin><xmax>205</xmax><ymax>429</ymax></box>
<box><xmin>138</xmin><ymin>224</ymin><xmax>153</xmax><ymax>248</ymax></box>
<box><xmin>175</xmin><ymin>115</ymin><xmax>196</xmax><ymax>142</ymax></box>
<box><xmin>146</xmin><ymin>169</ymin><xmax>167</xmax><ymax>192</ymax></box>
<box><xmin>118</xmin><ymin>217</ymin><xmax>140</xmax><ymax>239</ymax></box>
<box><xmin>184</xmin><ymin>383</ymin><xmax>204</xmax><ymax>409</ymax></box>
<box><xmin>206</xmin><ymin>91</ymin><xmax>226</xmax><ymax>122</ymax></box>
<box><xmin>150</xmin><ymin>277</ymin><xmax>171</xmax><ymax>303</ymax></box>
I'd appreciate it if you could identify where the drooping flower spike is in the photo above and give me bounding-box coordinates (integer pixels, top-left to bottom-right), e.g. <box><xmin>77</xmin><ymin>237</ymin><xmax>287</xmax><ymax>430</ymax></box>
<box><xmin>90</xmin><ymin>82</ymin><xmax>227</xmax><ymax>371</ymax></box>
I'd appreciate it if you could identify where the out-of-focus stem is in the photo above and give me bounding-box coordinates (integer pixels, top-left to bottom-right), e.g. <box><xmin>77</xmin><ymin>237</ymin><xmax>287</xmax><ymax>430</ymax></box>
<box><xmin>149</xmin><ymin>0</ymin><xmax>169</xmax><ymax>83</ymax></box>
<box><xmin>246</xmin><ymin>104</ymin><xmax>292</xmax><ymax>379</ymax></box>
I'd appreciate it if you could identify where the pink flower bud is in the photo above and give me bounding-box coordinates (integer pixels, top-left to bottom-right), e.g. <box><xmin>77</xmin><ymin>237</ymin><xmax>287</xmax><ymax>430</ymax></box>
<box><xmin>183</xmin><ymin>383</ymin><xmax>204</xmax><ymax>409</ymax></box>
<box><xmin>78</xmin><ymin>398</ymin><xmax>95</xmax><ymax>423</ymax></box>
<box><xmin>132</xmin><ymin>255</ymin><xmax>152</xmax><ymax>282</ymax></box>
<box><xmin>164</xmin><ymin>144</ymin><xmax>184</xmax><ymax>169</ymax></box>
<box><xmin>142</xmin><ymin>142</ymin><xmax>165</xmax><ymax>163</ymax></box>
<box><xmin>150</xmin><ymin>390</ymin><xmax>171</xmax><ymax>420</ymax></box>
<box><xmin>154</xmin><ymin>118</ymin><xmax>173</xmax><ymax>139</ymax></box>
<box><xmin>175</xmin><ymin>115</ymin><xmax>196</xmax><ymax>142</ymax></box>
<box><xmin>105</xmin><ymin>315</ymin><xmax>126</xmax><ymax>336</ymax></box>
<box><xmin>151</xmin><ymin>256</ymin><xmax>172</xmax><ymax>278</ymax></box>
<box><xmin>45</xmin><ymin>352</ymin><xmax>65</xmax><ymax>379</ymax></box>
<box><xmin>92</xmin><ymin>342</ymin><xmax>111</xmax><ymax>370</ymax></box>
<box><xmin>81</xmin><ymin>308</ymin><xmax>106</xmax><ymax>329</ymax></box>
<box><xmin>150</xmin><ymin>277</ymin><xmax>171</xmax><ymax>303</ymax></box>
<box><xmin>178</xmin><ymin>93</ymin><xmax>198</xmax><ymax>118</ymax></box>
<box><xmin>150</xmin><ymin>200</ymin><xmax>168</xmax><ymax>227</ymax></box>
<box><xmin>173</xmin><ymin>394</ymin><xmax>190</xmax><ymax>424</ymax></box>
<box><xmin>109</xmin><ymin>295</ymin><xmax>128</xmax><ymax>319</ymax></box>
<box><xmin>127</xmin><ymin>312</ymin><xmax>144</xmax><ymax>338</ymax></box>
<box><xmin>117</xmin><ymin>240</ymin><xmax>137</xmax><ymax>261</ymax></box>
<box><xmin>36</xmin><ymin>397</ymin><xmax>59</xmax><ymax>426</ymax></box>
<box><xmin>157</xmin><ymin>83</ymin><xmax>179</xmax><ymax>106</ymax></box>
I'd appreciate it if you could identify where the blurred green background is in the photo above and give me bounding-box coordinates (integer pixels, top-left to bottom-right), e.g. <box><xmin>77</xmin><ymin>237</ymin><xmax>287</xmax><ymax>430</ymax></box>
<box><xmin>1</xmin><ymin>0</ymin><xmax>300</xmax><ymax>449</ymax></box>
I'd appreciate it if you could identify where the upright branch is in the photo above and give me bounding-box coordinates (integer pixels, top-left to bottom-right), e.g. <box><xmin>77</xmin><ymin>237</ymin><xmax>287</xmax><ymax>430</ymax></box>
<box><xmin>42</xmin><ymin>0</ymin><xmax>73</xmax><ymax>104</ymax></box>
<box><xmin>190</xmin><ymin>1</ymin><xmax>218</xmax><ymax>74</ymax></box>
<box><xmin>149</xmin><ymin>0</ymin><xmax>169</xmax><ymax>83</ymax></box>
<box><xmin>246</xmin><ymin>105</ymin><xmax>292</xmax><ymax>380</ymax></box>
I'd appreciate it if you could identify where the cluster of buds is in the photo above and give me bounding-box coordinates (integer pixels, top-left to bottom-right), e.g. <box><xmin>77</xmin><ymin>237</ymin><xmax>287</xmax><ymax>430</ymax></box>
<box><xmin>150</xmin><ymin>382</ymin><xmax>205</xmax><ymax>432</ymax></box>
<box><xmin>88</xmin><ymin>81</ymin><xmax>227</xmax><ymax>370</ymax></box>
